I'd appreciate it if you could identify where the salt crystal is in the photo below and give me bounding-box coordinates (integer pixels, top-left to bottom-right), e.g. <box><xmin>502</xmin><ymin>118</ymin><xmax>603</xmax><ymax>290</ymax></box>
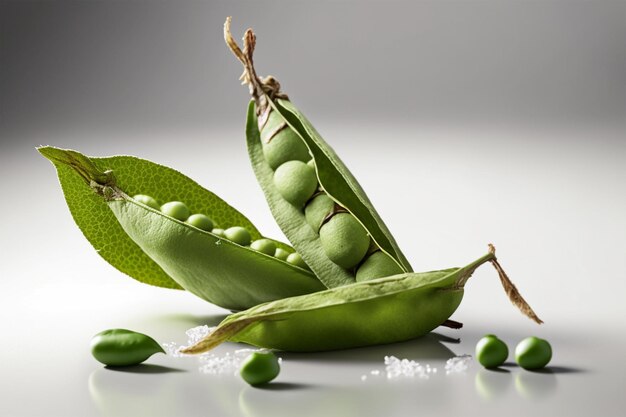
<box><xmin>444</xmin><ymin>354</ymin><xmax>472</xmax><ymax>375</ymax></box>
<box><xmin>161</xmin><ymin>325</ymin><xmax>216</xmax><ymax>357</ymax></box>
<box><xmin>161</xmin><ymin>342</ymin><xmax>183</xmax><ymax>357</ymax></box>
<box><xmin>382</xmin><ymin>355</ymin><xmax>431</xmax><ymax>380</ymax></box>
<box><xmin>185</xmin><ymin>325</ymin><xmax>213</xmax><ymax>344</ymax></box>
<box><xmin>198</xmin><ymin>348</ymin><xmax>273</xmax><ymax>375</ymax></box>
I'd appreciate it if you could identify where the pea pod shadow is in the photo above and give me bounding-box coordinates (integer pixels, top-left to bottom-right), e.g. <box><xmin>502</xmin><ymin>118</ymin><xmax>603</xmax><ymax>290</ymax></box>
<box><xmin>153</xmin><ymin>312</ymin><xmax>230</xmax><ymax>329</ymax></box>
<box><xmin>278</xmin><ymin>332</ymin><xmax>458</xmax><ymax>363</ymax></box>
<box><xmin>103</xmin><ymin>364</ymin><xmax>186</xmax><ymax>374</ymax></box>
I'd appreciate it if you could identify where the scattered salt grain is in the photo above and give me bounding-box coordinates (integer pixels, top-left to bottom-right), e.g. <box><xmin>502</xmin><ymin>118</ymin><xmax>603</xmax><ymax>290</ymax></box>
<box><xmin>198</xmin><ymin>348</ymin><xmax>260</xmax><ymax>375</ymax></box>
<box><xmin>161</xmin><ymin>342</ymin><xmax>183</xmax><ymax>357</ymax></box>
<box><xmin>162</xmin><ymin>325</ymin><xmax>215</xmax><ymax>357</ymax></box>
<box><xmin>185</xmin><ymin>325</ymin><xmax>213</xmax><ymax>344</ymax></box>
<box><xmin>444</xmin><ymin>354</ymin><xmax>472</xmax><ymax>375</ymax></box>
<box><xmin>383</xmin><ymin>356</ymin><xmax>432</xmax><ymax>380</ymax></box>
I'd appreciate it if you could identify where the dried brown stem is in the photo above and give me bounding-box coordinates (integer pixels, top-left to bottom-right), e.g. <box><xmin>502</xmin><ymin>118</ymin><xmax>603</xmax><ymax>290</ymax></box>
<box><xmin>223</xmin><ymin>17</ymin><xmax>287</xmax><ymax>116</ymax></box>
<box><xmin>487</xmin><ymin>244</ymin><xmax>544</xmax><ymax>324</ymax></box>
<box><xmin>441</xmin><ymin>319</ymin><xmax>463</xmax><ymax>329</ymax></box>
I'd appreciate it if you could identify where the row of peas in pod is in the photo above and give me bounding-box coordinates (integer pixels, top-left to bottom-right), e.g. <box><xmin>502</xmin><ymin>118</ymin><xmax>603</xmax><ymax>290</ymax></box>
<box><xmin>132</xmin><ymin>194</ymin><xmax>310</xmax><ymax>271</ymax></box>
<box><xmin>259</xmin><ymin>108</ymin><xmax>403</xmax><ymax>282</ymax></box>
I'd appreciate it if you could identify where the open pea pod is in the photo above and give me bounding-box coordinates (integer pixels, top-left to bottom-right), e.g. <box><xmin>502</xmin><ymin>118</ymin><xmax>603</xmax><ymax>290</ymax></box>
<box><xmin>246</xmin><ymin>103</ymin><xmax>354</xmax><ymax>288</ymax></box>
<box><xmin>226</xmin><ymin>18</ymin><xmax>411</xmax><ymax>289</ymax></box>
<box><xmin>274</xmin><ymin>98</ymin><xmax>412</xmax><ymax>273</ymax></box>
<box><xmin>182</xmin><ymin>246</ymin><xmax>543</xmax><ymax>353</ymax></box>
<box><xmin>39</xmin><ymin>146</ymin><xmax>324</xmax><ymax>311</ymax></box>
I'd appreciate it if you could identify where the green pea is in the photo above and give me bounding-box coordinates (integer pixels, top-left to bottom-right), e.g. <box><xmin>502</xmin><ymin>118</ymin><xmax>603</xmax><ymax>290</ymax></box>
<box><xmin>274</xmin><ymin>248</ymin><xmax>290</xmax><ymax>261</ymax></box>
<box><xmin>160</xmin><ymin>201</ymin><xmax>190</xmax><ymax>221</ymax></box>
<box><xmin>304</xmin><ymin>193</ymin><xmax>335</xmax><ymax>231</ymax></box>
<box><xmin>186</xmin><ymin>213</ymin><xmax>214</xmax><ymax>231</ymax></box>
<box><xmin>261</xmin><ymin>110</ymin><xmax>310</xmax><ymax>170</ymax></box>
<box><xmin>273</xmin><ymin>160</ymin><xmax>318</xmax><ymax>208</ymax></box>
<box><xmin>319</xmin><ymin>213</ymin><xmax>370</xmax><ymax>269</ymax></box>
<box><xmin>224</xmin><ymin>226</ymin><xmax>252</xmax><ymax>246</ymax></box>
<box><xmin>212</xmin><ymin>228</ymin><xmax>225</xmax><ymax>238</ymax></box>
<box><xmin>355</xmin><ymin>251</ymin><xmax>404</xmax><ymax>282</ymax></box>
<box><xmin>286</xmin><ymin>252</ymin><xmax>310</xmax><ymax>270</ymax></box>
<box><xmin>307</xmin><ymin>159</ymin><xmax>315</xmax><ymax>169</ymax></box>
<box><xmin>475</xmin><ymin>335</ymin><xmax>509</xmax><ymax>368</ymax></box>
<box><xmin>90</xmin><ymin>329</ymin><xmax>164</xmax><ymax>367</ymax></box>
<box><xmin>250</xmin><ymin>239</ymin><xmax>277</xmax><ymax>256</ymax></box>
<box><xmin>515</xmin><ymin>337</ymin><xmax>552</xmax><ymax>370</ymax></box>
<box><xmin>239</xmin><ymin>351</ymin><xmax>280</xmax><ymax>386</ymax></box>
<box><xmin>133</xmin><ymin>194</ymin><xmax>160</xmax><ymax>210</ymax></box>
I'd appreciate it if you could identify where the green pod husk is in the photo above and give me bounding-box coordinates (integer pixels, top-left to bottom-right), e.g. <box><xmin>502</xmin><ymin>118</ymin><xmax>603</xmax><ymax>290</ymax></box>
<box><xmin>181</xmin><ymin>247</ymin><xmax>543</xmax><ymax>353</ymax></box>
<box><xmin>275</xmin><ymin>98</ymin><xmax>412</xmax><ymax>273</ymax></box>
<box><xmin>226</xmin><ymin>19</ymin><xmax>411</xmax><ymax>288</ymax></box>
<box><xmin>39</xmin><ymin>147</ymin><xmax>324</xmax><ymax>310</ymax></box>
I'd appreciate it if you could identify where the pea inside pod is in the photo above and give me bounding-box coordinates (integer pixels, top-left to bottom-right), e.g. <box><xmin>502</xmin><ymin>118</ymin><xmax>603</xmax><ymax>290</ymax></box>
<box><xmin>186</xmin><ymin>213</ymin><xmax>214</xmax><ymax>231</ymax></box>
<box><xmin>356</xmin><ymin>251</ymin><xmax>404</xmax><ymax>282</ymax></box>
<box><xmin>260</xmin><ymin>109</ymin><xmax>310</xmax><ymax>170</ymax></box>
<box><xmin>250</xmin><ymin>239</ymin><xmax>276</xmax><ymax>255</ymax></box>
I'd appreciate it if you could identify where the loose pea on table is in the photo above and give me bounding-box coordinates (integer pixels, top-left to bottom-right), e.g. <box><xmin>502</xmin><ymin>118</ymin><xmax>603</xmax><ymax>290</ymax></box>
<box><xmin>39</xmin><ymin>17</ymin><xmax>542</xmax><ymax>354</ymax></box>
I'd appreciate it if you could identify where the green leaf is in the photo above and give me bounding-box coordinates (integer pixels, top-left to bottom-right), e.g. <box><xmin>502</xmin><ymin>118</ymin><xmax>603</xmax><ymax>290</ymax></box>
<box><xmin>40</xmin><ymin>147</ymin><xmax>181</xmax><ymax>289</ymax></box>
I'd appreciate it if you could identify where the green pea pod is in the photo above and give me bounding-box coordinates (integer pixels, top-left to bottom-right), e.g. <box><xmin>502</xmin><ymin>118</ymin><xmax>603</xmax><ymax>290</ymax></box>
<box><xmin>246</xmin><ymin>103</ymin><xmax>353</xmax><ymax>288</ymax></box>
<box><xmin>181</xmin><ymin>246</ymin><xmax>543</xmax><ymax>353</ymax></box>
<box><xmin>226</xmin><ymin>18</ymin><xmax>411</xmax><ymax>288</ymax></box>
<box><xmin>275</xmin><ymin>98</ymin><xmax>412</xmax><ymax>273</ymax></box>
<box><xmin>91</xmin><ymin>329</ymin><xmax>164</xmax><ymax>367</ymax></box>
<box><xmin>39</xmin><ymin>146</ymin><xmax>324</xmax><ymax>310</ymax></box>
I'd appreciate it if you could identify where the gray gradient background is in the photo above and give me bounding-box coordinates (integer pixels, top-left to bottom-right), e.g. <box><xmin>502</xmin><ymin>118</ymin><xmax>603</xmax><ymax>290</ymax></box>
<box><xmin>1</xmin><ymin>1</ymin><xmax>625</xmax><ymax>416</ymax></box>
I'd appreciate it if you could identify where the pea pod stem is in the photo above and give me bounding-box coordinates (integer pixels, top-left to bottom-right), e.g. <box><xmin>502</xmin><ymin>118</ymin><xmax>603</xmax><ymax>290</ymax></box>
<box><xmin>454</xmin><ymin>244</ymin><xmax>542</xmax><ymax>325</ymax></box>
<box><xmin>224</xmin><ymin>16</ymin><xmax>286</xmax><ymax>116</ymax></box>
<box><xmin>441</xmin><ymin>319</ymin><xmax>463</xmax><ymax>329</ymax></box>
<box><xmin>38</xmin><ymin>146</ymin><xmax>116</xmax><ymax>194</ymax></box>
<box><xmin>486</xmin><ymin>244</ymin><xmax>544</xmax><ymax>324</ymax></box>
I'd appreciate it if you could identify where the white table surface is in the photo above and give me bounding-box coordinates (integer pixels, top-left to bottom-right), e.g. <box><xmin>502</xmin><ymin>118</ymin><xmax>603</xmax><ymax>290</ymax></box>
<box><xmin>1</xmin><ymin>124</ymin><xmax>625</xmax><ymax>417</ymax></box>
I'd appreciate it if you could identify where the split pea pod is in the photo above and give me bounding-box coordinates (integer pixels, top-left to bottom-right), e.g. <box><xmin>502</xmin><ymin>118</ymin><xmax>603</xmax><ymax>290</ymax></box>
<box><xmin>39</xmin><ymin>147</ymin><xmax>324</xmax><ymax>311</ymax></box>
<box><xmin>182</xmin><ymin>245</ymin><xmax>543</xmax><ymax>353</ymax></box>
<box><xmin>225</xmin><ymin>18</ymin><xmax>410</xmax><ymax>288</ymax></box>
